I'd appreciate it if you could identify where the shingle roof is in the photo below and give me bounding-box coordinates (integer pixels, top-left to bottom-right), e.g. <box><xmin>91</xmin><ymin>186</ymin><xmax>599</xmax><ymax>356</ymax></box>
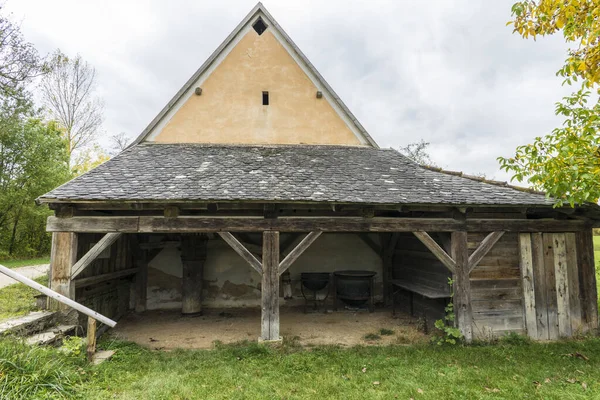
<box><xmin>38</xmin><ymin>144</ymin><xmax>555</xmax><ymax>207</ymax></box>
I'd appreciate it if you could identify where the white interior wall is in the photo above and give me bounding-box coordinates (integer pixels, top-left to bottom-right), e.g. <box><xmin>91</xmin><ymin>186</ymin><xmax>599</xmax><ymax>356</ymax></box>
<box><xmin>146</xmin><ymin>233</ymin><xmax>382</xmax><ymax>310</ymax></box>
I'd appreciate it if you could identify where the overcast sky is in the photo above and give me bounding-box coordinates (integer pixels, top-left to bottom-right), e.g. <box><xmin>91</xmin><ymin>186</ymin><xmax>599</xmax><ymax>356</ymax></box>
<box><xmin>6</xmin><ymin>0</ymin><xmax>571</xmax><ymax>181</ymax></box>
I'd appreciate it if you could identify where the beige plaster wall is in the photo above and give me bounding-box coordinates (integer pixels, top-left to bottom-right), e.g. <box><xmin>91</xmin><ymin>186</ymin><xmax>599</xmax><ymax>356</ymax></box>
<box><xmin>146</xmin><ymin>233</ymin><xmax>382</xmax><ymax>310</ymax></box>
<box><xmin>151</xmin><ymin>29</ymin><xmax>362</xmax><ymax>146</ymax></box>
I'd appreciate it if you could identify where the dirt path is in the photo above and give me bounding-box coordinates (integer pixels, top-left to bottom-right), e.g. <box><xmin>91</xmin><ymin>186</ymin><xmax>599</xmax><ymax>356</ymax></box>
<box><xmin>0</xmin><ymin>264</ymin><xmax>49</xmax><ymax>289</ymax></box>
<box><xmin>113</xmin><ymin>308</ymin><xmax>427</xmax><ymax>350</ymax></box>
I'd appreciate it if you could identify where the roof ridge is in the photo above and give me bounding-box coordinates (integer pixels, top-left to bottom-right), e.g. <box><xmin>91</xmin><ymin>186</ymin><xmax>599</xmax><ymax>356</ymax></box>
<box><xmin>420</xmin><ymin>165</ymin><xmax>547</xmax><ymax>196</ymax></box>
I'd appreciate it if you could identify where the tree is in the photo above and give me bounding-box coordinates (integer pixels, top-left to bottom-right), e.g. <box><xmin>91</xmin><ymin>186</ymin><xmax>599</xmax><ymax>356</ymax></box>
<box><xmin>109</xmin><ymin>132</ymin><xmax>131</xmax><ymax>155</ymax></box>
<box><xmin>498</xmin><ymin>0</ymin><xmax>600</xmax><ymax>207</ymax></box>
<box><xmin>40</xmin><ymin>50</ymin><xmax>103</xmax><ymax>167</ymax></box>
<box><xmin>0</xmin><ymin>7</ymin><xmax>46</xmax><ymax>99</ymax></box>
<box><xmin>0</xmin><ymin>113</ymin><xmax>70</xmax><ymax>257</ymax></box>
<box><xmin>399</xmin><ymin>139</ymin><xmax>437</xmax><ymax>166</ymax></box>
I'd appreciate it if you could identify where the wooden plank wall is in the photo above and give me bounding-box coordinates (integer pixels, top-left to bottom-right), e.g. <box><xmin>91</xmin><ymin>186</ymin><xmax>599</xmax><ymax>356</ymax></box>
<box><xmin>469</xmin><ymin>232</ymin><xmax>525</xmax><ymax>339</ymax></box>
<box><xmin>519</xmin><ymin>232</ymin><xmax>592</xmax><ymax>339</ymax></box>
<box><xmin>392</xmin><ymin>233</ymin><xmax>451</xmax><ymax>324</ymax></box>
<box><xmin>74</xmin><ymin>233</ymin><xmax>133</xmax><ymax>325</ymax></box>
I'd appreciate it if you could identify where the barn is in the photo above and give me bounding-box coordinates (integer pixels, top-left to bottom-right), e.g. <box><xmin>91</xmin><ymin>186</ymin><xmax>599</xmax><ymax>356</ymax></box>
<box><xmin>38</xmin><ymin>3</ymin><xmax>599</xmax><ymax>344</ymax></box>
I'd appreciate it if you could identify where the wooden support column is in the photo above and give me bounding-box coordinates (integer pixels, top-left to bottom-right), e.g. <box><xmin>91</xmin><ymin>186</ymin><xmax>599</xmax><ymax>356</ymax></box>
<box><xmin>261</xmin><ymin>231</ymin><xmax>280</xmax><ymax>341</ymax></box>
<box><xmin>129</xmin><ymin>235</ymin><xmax>148</xmax><ymax>313</ymax></box>
<box><xmin>518</xmin><ymin>233</ymin><xmax>538</xmax><ymax>338</ymax></box>
<box><xmin>49</xmin><ymin>232</ymin><xmax>78</xmax><ymax>310</ymax></box>
<box><xmin>180</xmin><ymin>234</ymin><xmax>208</xmax><ymax>315</ymax></box>
<box><xmin>577</xmin><ymin>229</ymin><xmax>598</xmax><ymax>331</ymax></box>
<box><xmin>381</xmin><ymin>233</ymin><xmax>400</xmax><ymax>307</ymax></box>
<box><xmin>86</xmin><ymin>316</ymin><xmax>97</xmax><ymax>362</ymax></box>
<box><xmin>451</xmin><ymin>231</ymin><xmax>473</xmax><ymax>342</ymax></box>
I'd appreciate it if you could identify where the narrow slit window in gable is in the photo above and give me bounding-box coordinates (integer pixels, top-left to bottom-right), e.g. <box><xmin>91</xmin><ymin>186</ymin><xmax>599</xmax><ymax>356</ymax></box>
<box><xmin>262</xmin><ymin>91</ymin><xmax>269</xmax><ymax>105</ymax></box>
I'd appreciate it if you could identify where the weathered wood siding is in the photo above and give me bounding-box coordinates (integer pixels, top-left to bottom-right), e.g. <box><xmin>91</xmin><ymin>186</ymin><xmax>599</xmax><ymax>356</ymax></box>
<box><xmin>74</xmin><ymin>233</ymin><xmax>133</xmax><ymax>324</ymax></box>
<box><xmin>518</xmin><ymin>231</ymin><xmax>596</xmax><ymax>339</ymax></box>
<box><xmin>470</xmin><ymin>232</ymin><xmax>524</xmax><ymax>339</ymax></box>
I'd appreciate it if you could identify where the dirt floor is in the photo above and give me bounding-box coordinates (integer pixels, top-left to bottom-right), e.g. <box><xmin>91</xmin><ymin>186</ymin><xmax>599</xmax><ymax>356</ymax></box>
<box><xmin>112</xmin><ymin>307</ymin><xmax>428</xmax><ymax>350</ymax></box>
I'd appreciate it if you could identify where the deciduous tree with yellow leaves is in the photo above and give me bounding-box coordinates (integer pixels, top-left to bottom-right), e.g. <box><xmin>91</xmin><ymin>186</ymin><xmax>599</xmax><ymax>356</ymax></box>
<box><xmin>498</xmin><ymin>0</ymin><xmax>600</xmax><ymax>206</ymax></box>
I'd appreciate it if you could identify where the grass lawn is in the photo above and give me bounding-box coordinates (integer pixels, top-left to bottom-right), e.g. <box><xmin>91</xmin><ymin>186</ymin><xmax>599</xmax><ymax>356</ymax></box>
<box><xmin>0</xmin><ymin>257</ymin><xmax>50</xmax><ymax>269</ymax></box>
<box><xmin>0</xmin><ymin>275</ymin><xmax>47</xmax><ymax>321</ymax></box>
<box><xmin>2</xmin><ymin>336</ymin><xmax>600</xmax><ymax>399</ymax></box>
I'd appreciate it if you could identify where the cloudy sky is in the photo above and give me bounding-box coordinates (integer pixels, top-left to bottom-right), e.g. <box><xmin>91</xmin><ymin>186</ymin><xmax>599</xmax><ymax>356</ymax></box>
<box><xmin>6</xmin><ymin>0</ymin><xmax>571</xmax><ymax>181</ymax></box>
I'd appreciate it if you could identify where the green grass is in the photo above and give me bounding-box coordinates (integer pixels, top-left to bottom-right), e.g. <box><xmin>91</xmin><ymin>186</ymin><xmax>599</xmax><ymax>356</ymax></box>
<box><xmin>3</xmin><ymin>337</ymin><xmax>600</xmax><ymax>399</ymax></box>
<box><xmin>0</xmin><ymin>257</ymin><xmax>50</xmax><ymax>269</ymax></box>
<box><xmin>0</xmin><ymin>275</ymin><xmax>47</xmax><ymax>321</ymax></box>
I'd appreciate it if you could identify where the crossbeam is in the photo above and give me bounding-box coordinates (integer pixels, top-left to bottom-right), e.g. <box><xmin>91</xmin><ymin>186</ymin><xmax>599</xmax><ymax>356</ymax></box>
<box><xmin>279</xmin><ymin>231</ymin><xmax>322</xmax><ymax>276</ymax></box>
<box><xmin>47</xmin><ymin>216</ymin><xmax>591</xmax><ymax>233</ymax></box>
<box><xmin>217</xmin><ymin>232</ymin><xmax>262</xmax><ymax>274</ymax></box>
<box><xmin>71</xmin><ymin>233</ymin><xmax>122</xmax><ymax>279</ymax></box>
<box><xmin>413</xmin><ymin>231</ymin><xmax>456</xmax><ymax>273</ymax></box>
<box><xmin>468</xmin><ymin>231</ymin><xmax>505</xmax><ymax>272</ymax></box>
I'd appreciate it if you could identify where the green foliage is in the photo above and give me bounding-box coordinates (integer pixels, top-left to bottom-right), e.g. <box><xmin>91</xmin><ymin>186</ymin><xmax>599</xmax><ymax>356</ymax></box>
<box><xmin>500</xmin><ymin>1</ymin><xmax>600</xmax><ymax>206</ymax></box>
<box><xmin>433</xmin><ymin>278</ymin><xmax>464</xmax><ymax>346</ymax></box>
<box><xmin>0</xmin><ymin>104</ymin><xmax>70</xmax><ymax>258</ymax></box>
<box><xmin>379</xmin><ymin>328</ymin><xmax>394</xmax><ymax>336</ymax></box>
<box><xmin>498</xmin><ymin>88</ymin><xmax>600</xmax><ymax>207</ymax></box>
<box><xmin>61</xmin><ymin>336</ymin><xmax>86</xmax><ymax>357</ymax></box>
<box><xmin>0</xmin><ymin>338</ymin><xmax>86</xmax><ymax>399</ymax></box>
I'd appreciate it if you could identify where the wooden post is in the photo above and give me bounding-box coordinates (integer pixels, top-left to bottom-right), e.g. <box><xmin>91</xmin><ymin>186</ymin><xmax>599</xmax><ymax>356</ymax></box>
<box><xmin>261</xmin><ymin>231</ymin><xmax>280</xmax><ymax>341</ymax></box>
<box><xmin>531</xmin><ymin>232</ymin><xmax>549</xmax><ymax>340</ymax></box>
<box><xmin>129</xmin><ymin>235</ymin><xmax>148</xmax><ymax>313</ymax></box>
<box><xmin>451</xmin><ymin>231</ymin><xmax>472</xmax><ymax>342</ymax></box>
<box><xmin>577</xmin><ymin>229</ymin><xmax>598</xmax><ymax>331</ymax></box>
<box><xmin>543</xmin><ymin>233</ymin><xmax>559</xmax><ymax>339</ymax></box>
<box><xmin>381</xmin><ymin>233</ymin><xmax>399</xmax><ymax>307</ymax></box>
<box><xmin>87</xmin><ymin>316</ymin><xmax>97</xmax><ymax>362</ymax></box>
<box><xmin>553</xmin><ymin>233</ymin><xmax>572</xmax><ymax>337</ymax></box>
<box><xmin>49</xmin><ymin>232</ymin><xmax>78</xmax><ymax>310</ymax></box>
<box><xmin>181</xmin><ymin>234</ymin><xmax>208</xmax><ymax>315</ymax></box>
<box><xmin>518</xmin><ymin>233</ymin><xmax>538</xmax><ymax>338</ymax></box>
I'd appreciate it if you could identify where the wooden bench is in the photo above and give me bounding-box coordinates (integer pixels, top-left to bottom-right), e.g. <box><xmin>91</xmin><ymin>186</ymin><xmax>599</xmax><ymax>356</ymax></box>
<box><xmin>390</xmin><ymin>279</ymin><xmax>451</xmax><ymax>316</ymax></box>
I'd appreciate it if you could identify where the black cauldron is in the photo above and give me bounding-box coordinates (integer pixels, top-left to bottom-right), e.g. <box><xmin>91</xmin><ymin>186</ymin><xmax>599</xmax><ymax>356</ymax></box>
<box><xmin>334</xmin><ymin>270</ymin><xmax>376</xmax><ymax>307</ymax></box>
<box><xmin>300</xmin><ymin>272</ymin><xmax>330</xmax><ymax>291</ymax></box>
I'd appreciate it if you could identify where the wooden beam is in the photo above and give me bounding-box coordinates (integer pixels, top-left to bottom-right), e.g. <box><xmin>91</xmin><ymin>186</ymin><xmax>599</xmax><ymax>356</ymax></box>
<box><xmin>181</xmin><ymin>234</ymin><xmax>207</xmax><ymax>315</ymax></box>
<box><xmin>261</xmin><ymin>231</ymin><xmax>280</xmax><ymax>341</ymax></box>
<box><xmin>531</xmin><ymin>232</ymin><xmax>549</xmax><ymax>340</ymax></box>
<box><xmin>47</xmin><ymin>216</ymin><xmax>591</xmax><ymax>233</ymax></box>
<box><xmin>279</xmin><ymin>231</ymin><xmax>322</xmax><ymax>275</ymax></box>
<box><xmin>468</xmin><ymin>231</ymin><xmax>505</xmax><ymax>272</ymax></box>
<box><xmin>518</xmin><ymin>233</ymin><xmax>538</xmax><ymax>339</ymax></box>
<box><xmin>413</xmin><ymin>231</ymin><xmax>456</xmax><ymax>273</ymax></box>
<box><xmin>73</xmin><ymin>267</ymin><xmax>139</xmax><ymax>289</ymax></box>
<box><xmin>70</xmin><ymin>233</ymin><xmax>122</xmax><ymax>279</ymax></box>
<box><xmin>217</xmin><ymin>232</ymin><xmax>262</xmax><ymax>274</ymax></box>
<box><xmin>565</xmin><ymin>233</ymin><xmax>582</xmax><ymax>332</ymax></box>
<box><xmin>164</xmin><ymin>206</ymin><xmax>179</xmax><ymax>218</ymax></box>
<box><xmin>451</xmin><ymin>231</ymin><xmax>473</xmax><ymax>343</ymax></box>
<box><xmin>382</xmin><ymin>233</ymin><xmax>400</xmax><ymax>306</ymax></box>
<box><xmin>49</xmin><ymin>232</ymin><xmax>78</xmax><ymax>310</ymax></box>
<box><xmin>553</xmin><ymin>233</ymin><xmax>572</xmax><ymax>337</ymax></box>
<box><xmin>87</xmin><ymin>317</ymin><xmax>97</xmax><ymax>362</ymax></box>
<box><xmin>576</xmin><ymin>230</ymin><xmax>598</xmax><ymax>331</ymax></box>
